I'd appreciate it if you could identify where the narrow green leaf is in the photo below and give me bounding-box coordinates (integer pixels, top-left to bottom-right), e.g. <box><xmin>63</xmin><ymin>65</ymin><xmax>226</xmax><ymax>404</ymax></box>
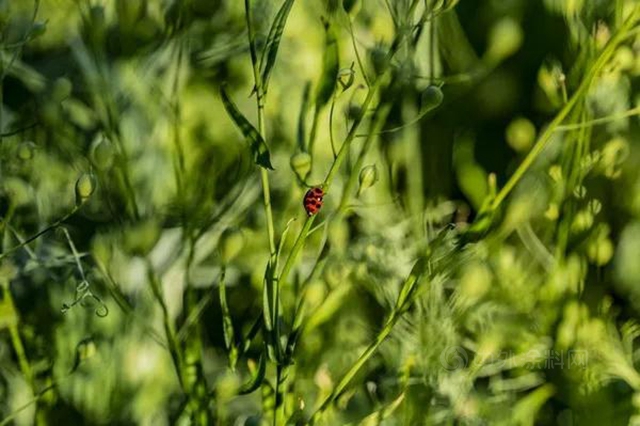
<box><xmin>262</xmin><ymin>261</ymin><xmax>274</xmax><ymax>333</ymax></box>
<box><xmin>239</xmin><ymin>352</ymin><xmax>267</xmax><ymax>395</ymax></box>
<box><xmin>260</xmin><ymin>0</ymin><xmax>296</xmax><ymax>93</ymax></box>
<box><xmin>241</xmin><ymin>315</ymin><xmax>263</xmax><ymax>354</ymax></box>
<box><xmin>219</xmin><ymin>86</ymin><xmax>274</xmax><ymax>170</ymax></box>
<box><xmin>315</xmin><ymin>19</ymin><xmax>339</xmax><ymax>110</ymax></box>
<box><xmin>297</xmin><ymin>82</ymin><xmax>312</xmax><ymax>150</ymax></box>
<box><xmin>218</xmin><ymin>269</ymin><xmax>238</xmax><ymax>370</ymax></box>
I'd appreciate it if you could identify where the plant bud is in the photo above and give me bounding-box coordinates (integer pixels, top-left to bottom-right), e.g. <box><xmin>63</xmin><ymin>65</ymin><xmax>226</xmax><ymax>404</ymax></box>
<box><xmin>598</xmin><ymin>137</ymin><xmax>629</xmax><ymax>179</ymax></box>
<box><xmin>420</xmin><ymin>86</ymin><xmax>444</xmax><ymax>113</ymax></box>
<box><xmin>123</xmin><ymin>220</ymin><xmax>161</xmax><ymax>256</ymax></box>
<box><xmin>571</xmin><ymin>210</ymin><xmax>593</xmax><ymax>233</ymax></box>
<box><xmin>290</xmin><ymin>152</ymin><xmax>312</xmax><ymax>182</ymax></box>
<box><xmin>358</xmin><ymin>164</ymin><xmax>378</xmax><ymax>195</ymax></box>
<box><xmin>17</xmin><ymin>141</ymin><xmax>36</xmax><ymax>160</ymax></box>
<box><xmin>90</xmin><ymin>135</ymin><xmax>115</xmax><ymax>170</ymax></box>
<box><xmin>506</xmin><ymin>117</ymin><xmax>536</xmax><ymax>153</ymax></box>
<box><xmin>52</xmin><ymin>77</ymin><xmax>73</xmax><ymax>102</ymax></box>
<box><xmin>30</xmin><ymin>21</ymin><xmax>47</xmax><ymax>38</ymax></box>
<box><xmin>587</xmin><ymin>238</ymin><xmax>614</xmax><ymax>266</ymax></box>
<box><xmin>369</xmin><ymin>44</ymin><xmax>387</xmax><ymax>77</ymax></box>
<box><xmin>486</xmin><ymin>18</ymin><xmax>523</xmax><ymax>62</ymax></box>
<box><xmin>219</xmin><ymin>228</ymin><xmax>246</xmax><ymax>264</ymax></box>
<box><xmin>614</xmin><ymin>46</ymin><xmax>635</xmax><ymax>71</ymax></box>
<box><xmin>75</xmin><ymin>172</ymin><xmax>96</xmax><ymax>205</ymax></box>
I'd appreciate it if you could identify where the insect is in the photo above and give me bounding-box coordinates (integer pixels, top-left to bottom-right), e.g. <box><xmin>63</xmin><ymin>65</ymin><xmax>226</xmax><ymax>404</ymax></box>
<box><xmin>303</xmin><ymin>187</ymin><xmax>324</xmax><ymax>216</ymax></box>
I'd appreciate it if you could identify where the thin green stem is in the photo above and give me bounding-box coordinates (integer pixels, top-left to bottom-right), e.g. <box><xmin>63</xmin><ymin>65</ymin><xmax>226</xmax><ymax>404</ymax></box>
<box><xmin>0</xmin><ymin>205</ymin><xmax>80</xmax><ymax>261</ymax></box>
<box><xmin>146</xmin><ymin>260</ymin><xmax>186</xmax><ymax>393</ymax></box>
<box><xmin>489</xmin><ymin>7</ymin><xmax>640</xmax><ymax>211</ymax></box>
<box><xmin>308</xmin><ymin>273</ymin><xmax>419</xmax><ymax>424</ymax></box>
<box><xmin>2</xmin><ymin>286</ymin><xmax>34</xmax><ymax>388</ymax></box>
<box><xmin>279</xmin><ymin>0</ymin><xmax>422</xmax><ymax>290</ymax></box>
<box><xmin>338</xmin><ymin>103</ymin><xmax>392</xmax><ymax>210</ymax></box>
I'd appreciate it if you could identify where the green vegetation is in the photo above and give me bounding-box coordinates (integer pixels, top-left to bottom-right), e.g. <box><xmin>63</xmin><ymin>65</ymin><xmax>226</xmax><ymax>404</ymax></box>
<box><xmin>2</xmin><ymin>0</ymin><xmax>640</xmax><ymax>424</ymax></box>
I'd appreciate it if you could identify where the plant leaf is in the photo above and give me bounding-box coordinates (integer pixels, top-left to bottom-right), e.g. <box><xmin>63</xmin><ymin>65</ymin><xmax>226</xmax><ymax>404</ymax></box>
<box><xmin>219</xmin><ymin>86</ymin><xmax>274</xmax><ymax>170</ymax></box>
<box><xmin>297</xmin><ymin>82</ymin><xmax>312</xmax><ymax>150</ymax></box>
<box><xmin>260</xmin><ymin>0</ymin><xmax>296</xmax><ymax>93</ymax></box>
<box><xmin>315</xmin><ymin>19</ymin><xmax>339</xmax><ymax>110</ymax></box>
<box><xmin>239</xmin><ymin>352</ymin><xmax>267</xmax><ymax>395</ymax></box>
<box><xmin>218</xmin><ymin>269</ymin><xmax>238</xmax><ymax>369</ymax></box>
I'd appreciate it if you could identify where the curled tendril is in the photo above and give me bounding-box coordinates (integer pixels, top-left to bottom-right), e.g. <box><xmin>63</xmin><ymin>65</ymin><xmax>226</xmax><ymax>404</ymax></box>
<box><xmin>61</xmin><ymin>280</ymin><xmax>109</xmax><ymax>318</ymax></box>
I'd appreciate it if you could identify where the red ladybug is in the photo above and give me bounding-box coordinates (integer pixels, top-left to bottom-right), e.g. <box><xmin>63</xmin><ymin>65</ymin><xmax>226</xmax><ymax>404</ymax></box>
<box><xmin>303</xmin><ymin>187</ymin><xmax>324</xmax><ymax>216</ymax></box>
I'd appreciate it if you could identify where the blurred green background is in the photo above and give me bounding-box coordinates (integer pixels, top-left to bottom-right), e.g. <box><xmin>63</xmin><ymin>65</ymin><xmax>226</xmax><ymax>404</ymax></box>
<box><xmin>2</xmin><ymin>0</ymin><xmax>640</xmax><ymax>424</ymax></box>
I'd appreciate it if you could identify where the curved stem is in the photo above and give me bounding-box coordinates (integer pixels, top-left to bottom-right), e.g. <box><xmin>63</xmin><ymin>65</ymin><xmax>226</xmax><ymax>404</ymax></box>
<box><xmin>489</xmin><ymin>7</ymin><xmax>640</xmax><ymax>211</ymax></box>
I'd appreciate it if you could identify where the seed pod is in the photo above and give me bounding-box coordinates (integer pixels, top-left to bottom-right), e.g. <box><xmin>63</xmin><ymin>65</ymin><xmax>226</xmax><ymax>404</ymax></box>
<box><xmin>369</xmin><ymin>44</ymin><xmax>387</xmax><ymax>77</ymax></box>
<box><xmin>75</xmin><ymin>172</ymin><xmax>96</xmax><ymax>205</ymax></box>
<box><xmin>358</xmin><ymin>164</ymin><xmax>378</xmax><ymax>195</ymax></box>
<box><xmin>52</xmin><ymin>78</ymin><xmax>73</xmax><ymax>102</ymax></box>
<box><xmin>486</xmin><ymin>18</ymin><xmax>523</xmax><ymax>62</ymax></box>
<box><xmin>219</xmin><ymin>228</ymin><xmax>246</xmax><ymax>264</ymax></box>
<box><xmin>17</xmin><ymin>141</ymin><xmax>36</xmax><ymax>161</ymax></box>
<box><xmin>506</xmin><ymin>117</ymin><xmax>536</xmax><ymax>153</ymax></box>
<box><xmin>571</xmin><ymin>210</ymin><xmax>593</xmax><ymax>233</ymax></box>
<box><xmin>420</xmin><ymin>86</ymin><xmax>444</xmax><ymax>113</ymax></box>
<box><xmin>123</xmin><ymin>220</ymin><xmax>161</xmax><ymax>256</ymax></box>
<box><xmin>90</xmin><ymin>135</ymin><xmax>115</xmax><ymax>170</ymax></box>
<box><xmin>30</xmin><ymin>21</ymin><xmax>47</xmax><ymax>38</ymax></box>
<box><xmin>587</xmin><ymin>238</ymin><xmax>614</xmax><ymax>266</ymax></box>
<box><xmin>598</xmin><ymin>137</ymin><xmax>629</xmax><ymax>179</ymax></box>
<box><xmin>290</xmin><ymin>152</ymin><xmax>312</xmax><ymax>182</ymax></box>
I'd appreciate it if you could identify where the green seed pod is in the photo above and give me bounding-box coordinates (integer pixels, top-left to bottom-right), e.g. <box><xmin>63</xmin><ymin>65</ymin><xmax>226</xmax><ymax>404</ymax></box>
<box><xmin>346</xmin><ymin>103</ymin><xmax>362</xmax><ymax>121</ymax></box>
<box><xmin>486</xmin><ymin>18</ymin><xmax>523</xmax><ymax>62</ymax></box>
<box><xmin>17</xmin><ymin>141</ymin><xmax>36</xmax><ymax>161</ymax></box>
<box><xmin>506</xmin><ymin>117</ymin><xmax>536</xmax><ymax>153</ymax></box>
<box><xmin>30</xmin><ymin>21</ymin><xmax>47</xmax><ymax>38</ymax></box>
<box><xmin>3</xmin><ymin>177</ymin><xmax>32</xmax><ymax>207</ymax></box>
<box><xmin>614</xmin><ymin>46</ymin><xmax>635</xmax><ymax>71</ymax></box>
<box><xmin>90</xmin><ymin>135</ymin><xmax>115</xmax><ymax>170</ymax></box>
<box><xmin>290</xmin><ymin>152</ymin><xmax>312</xmax><ymax>182</ymax></box>
<box><xmin>420</xmin><ymin>86</ymin><xmax>444</xmax><ymax>113</ymax></box>
<box><xmin>75</xmin><ymin>172</ymin><xmax>96</xmax><ymax>205</ymax></box>
<box><xmin>76</xmin><ymin>337</ymin><xmax>97</xmax><ymax>362</ymax></box>
<box><xmin>548</xmin><ymin>165</ymin><xmax>563</xmax><ymax>183</ymax></box>
<box><xmin>219</xmin><ymin>228</ymin><xmax>246</xmax><ymax>264</ymax></box>
<box><xmin>123</xmin><ymin>220</ymin><xmax>161</xmax><ymax>256</ymax></box>
<box><xmin>571</xmin><ymin>210</ymin><xmax>594</xmax><ymax>233</ymax></box>
<box><xmin>337</xmin><ymin>63</ymin><xmax>356</xmax><ymax>92</ymax></box>
<box><xmin>598</xmin><ymin>137</ymin><xmax>629</xmax><ymax>179</ymax></box>
<box><xmin>587</xmin><ymin>238</ymin><xmax>614</xmax><ymax>266</ymax></box>
<box><xmin>358</xmin><ymin>164</ymin><xmax>378</xmax><ymax>195</ymax></box>
<box><xmin>52</xmin><ymin>77</ymin><xmax>73</xmax><ymax>102</ymax></box>
<box><xmin>369</xmin><ymin>43</ymin><xmax>387</xmax><ymax>77</ymax></box>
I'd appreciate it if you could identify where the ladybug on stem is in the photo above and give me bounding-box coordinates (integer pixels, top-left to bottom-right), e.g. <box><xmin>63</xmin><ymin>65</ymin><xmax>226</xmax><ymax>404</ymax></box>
<box><xmin>303</xmin><ymin>187</ymin><xmax>324</xmax><ymax>216</ymax></box>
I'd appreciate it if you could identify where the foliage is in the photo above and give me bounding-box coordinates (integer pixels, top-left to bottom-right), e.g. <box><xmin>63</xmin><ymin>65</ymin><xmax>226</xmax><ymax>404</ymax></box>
<box><xmin>1</xmin><ymin>0</ymin><xmax>640</xmax><ymax>425</ymax></box>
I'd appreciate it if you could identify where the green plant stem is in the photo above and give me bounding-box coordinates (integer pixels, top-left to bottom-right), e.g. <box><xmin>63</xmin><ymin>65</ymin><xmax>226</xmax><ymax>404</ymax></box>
<box><xmin>278</xmin><ymin>0</ymin><xmax>422</xmax><ymax>288</ymax></box>
<box><xmin>244</xmin><ymin>1</ymin><xmax>282</xmax><ymax>424</ymax></box>
<box><xmin>244</xmin><ymin>0</ymin><xmax>276</xmax><ymax>256</ymax></box>
<box><xmin>338</xmin><ymin>103</ymin><xmax>392</xmax><ymax>209</ymax></box>
<box><xmin>308</xmin><ymin>273</ymin><xmax>419</xmax><ymax>425</ymax></box>
<box><xmin>2</xmin><ymin>285</ymin><xmax>35</xmax><ymax>389</ymax></box>
<box><xmin>489</xmin><ymin>6</ymin><xmax>640</xmax><ymax>211</ymax></box>
<box><xmin>0</xmin><ymin>205</ymin><xmax>80</xmax><ymax>261</ymax></box>
<box><xmin>146</xmin><ymin>260</ymin><xmax>187</xmax><ymax>393</ymax></box>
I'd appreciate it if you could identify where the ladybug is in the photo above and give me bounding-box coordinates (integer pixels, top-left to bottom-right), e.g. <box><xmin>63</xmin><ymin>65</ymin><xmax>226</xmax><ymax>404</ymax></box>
<box><xmin>303</xmin><ymin>187</ymin><xmax>324</xmax><ymax>216</ymax></box>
